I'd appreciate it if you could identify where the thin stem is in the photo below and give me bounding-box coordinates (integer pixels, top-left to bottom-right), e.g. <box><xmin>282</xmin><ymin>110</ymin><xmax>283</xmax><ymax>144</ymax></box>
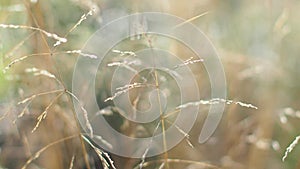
<box><xmin>146</xmin><ymin>34</ymin><xmax>169</xmax><ymax>169</ymax></box>
<box><xmin>21</xmin><ymin>134</ymin><xmax>79</xmax><ymax>169</ymax></box>
<box><xmin>65</xmin><ymin>90</ymin><xmax>92</xmax><ymax>169</ymax></box>
<box><xmin>17</xmin><ymin>89</ymin><xmax>64</xmax><ymax>105</ymax></box>
<box><xmin>162</xmin><ymin>109</ymin><xmax>181</xmax><ymax>119</ymax></box>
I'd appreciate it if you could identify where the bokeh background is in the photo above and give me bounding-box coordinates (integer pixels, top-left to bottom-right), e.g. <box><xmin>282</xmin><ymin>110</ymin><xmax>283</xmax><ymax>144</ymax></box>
<box><xmin>0</xmin><ymin>0</ymin><xmax>300</xmax><ymax>169</ymax></box>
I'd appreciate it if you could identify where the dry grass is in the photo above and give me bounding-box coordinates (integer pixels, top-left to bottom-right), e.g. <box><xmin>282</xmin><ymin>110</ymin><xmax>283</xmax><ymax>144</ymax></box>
<box><xmin>0</xmin><ymin>0</ymin><xmax>300</xmax><ymax>169</ymax></box>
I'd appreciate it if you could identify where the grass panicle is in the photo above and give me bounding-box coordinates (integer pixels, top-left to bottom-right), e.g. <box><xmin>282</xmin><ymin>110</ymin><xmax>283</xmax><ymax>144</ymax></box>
<box><xmin>112</xmin><ymin>49</ymin><xmax>137</xmax><ymax>57</ymax></box>
<box><xmin>31</xmin><ymin>92</ymin><xmax>64</xmax><ymax>133</ymax></box>
<box><xmin>282</xmin><ymin>135</ymin><xmax>300</xmax><ymax>161</ymax></box>
<box><xmin>173</xmin><ymin>57</ymin><xmax>204</xmax><ymax>69</ymax></box>
<box><xmin>104</xmin><ymin>83</ymin><xmax>151</xmax><ymax>102</ymax></box>
<box><xmin>82</xmin><ymin>135</ymin><xmax>116</xmax><ymax>169</ymax></box>
<box><xmin>0</xmin><ymin>24</ymin><xmax>67</xmax><ymax>46</ymax></box>
<box><xmin>176</xmin><ymin>98</ymin><xmax>258</xmax><ymax>110</ymax></box>
<box><xmin>66</xmin><ymin>90</ymin><xmax>94</xmax><ymax>138</ymax></box>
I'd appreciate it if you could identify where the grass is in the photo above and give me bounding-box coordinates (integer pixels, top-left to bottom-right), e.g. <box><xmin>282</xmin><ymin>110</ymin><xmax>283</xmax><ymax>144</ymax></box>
<box><xmin>0</xmin><ymin>0</ymin><xmax>300</xmax><ymax>169</ymax></box>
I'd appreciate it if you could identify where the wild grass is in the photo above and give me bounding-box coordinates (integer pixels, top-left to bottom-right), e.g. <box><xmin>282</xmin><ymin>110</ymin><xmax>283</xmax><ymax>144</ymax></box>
<box><xmin>0</xmin><ymin>24</ymin><xmax>67</xmax><ymax>47</ymax></box>
<box><xmin>82</xmin><ymin>135</ymin><xmax>116</xmax><ymax>169</ymax></box>
<box><xmin>3</xmin><ymin>50</ymin><xmax>97</xmax><ymax>73</ymax></box>
<box><xmin>282</xmin><ymin>135</ymin><xmax>300</xmax><ymax>162</ymax></box>
<box><xmin>0</xmin><ymin>1</ymin><xmax>300</xmax><ymax>169</ymax></box>
<box><xmin>0</xmin><ymin>4</ymin><xmax>102</xmax><ymax>169</ymax></box>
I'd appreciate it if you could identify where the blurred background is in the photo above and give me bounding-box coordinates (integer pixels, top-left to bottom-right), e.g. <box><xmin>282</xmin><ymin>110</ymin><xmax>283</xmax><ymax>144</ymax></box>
<box><xmin>0</xmin><ymin>0</ymin><xmax>300</xmax><ymax>169</ymax></box>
